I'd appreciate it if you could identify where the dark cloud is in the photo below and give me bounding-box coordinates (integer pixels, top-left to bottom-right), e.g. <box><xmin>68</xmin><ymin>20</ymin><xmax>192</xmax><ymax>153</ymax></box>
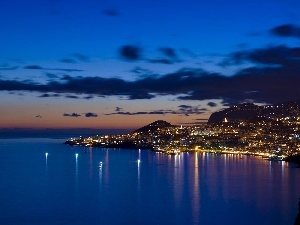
<box><xmin>38</xmin><ymin>93</ymin><xmax>60</xmax><ymax>98</ymax></box>
<box><xmin>128</xmin><ymin>92</ymin><xmax>155</xmax><ymax>100</ymax></box>
<box><xmin>63</xmin><ymin>94</ymin><xmax>93</xmax><ymax>100</ymax></box>
<box><xmin>207</xmin><ymin>102</ymin><xmax>217</xmax><ymax>107</ymax></box>
<box><xmin>60</xmin><ymin>58</ymin><xmax>76</xmax><ymax>63</ymax></box>
<box><xmin>130</xmin><ymin>67</ymin><xmax>146</xmax><ymax>74</ymax></box>
<box><xmin>24</xmin><ymin>65</ymin><xmax>43</xmax><ymax>70</ymax></box>
<box><xmin>36</xmin><ymin>115</ymin><xmax>42</xmax><ymax>118</ymax></box>
<box><xmin>0</xmin><ymin>79</ymin><xmax>43</xmax><ymax>92</ymax></box>
<box><xmin>178</xmin><ymin>105</ymin><xmax>192</xmax><ymax>109</ymax></box>
<box><xmin>148</xmin><ymin>59</ymin><xmax>173</xmax><ymax>64</ymax></box>
<box><xmin>53</xmin><ymin>68</ymin><xmax>83</xmax><ymax>72</ymax></box>
<box><xmin>105</xmin><ymin>106</ymin><xmax>206</xmax><ymax>116</ymax></box>
<box><xmin>2</xmin><ymin>44</ymin><xmax>300</xmax><ymax>105</ymax></box>
<box><xmin>44</xmin><ymin>72</ymin><xmax>59</xmax><ymax>78</ymax></box>
<box><xmin>270</xmin><ymin>24</ymin><xmax>300</xmax><ymax>38</ymax></box>
<box><xmin>130</xmin><ymin>67</ymin><xmax>153</xmax><ymax>76</ymax></box>
<box><xmin>65</xmin><ymin>95</ymin><xmax>79</xmax><ymax>99</ymax></box>
<box><xmin>119</xmin><ymin>45</ymin><xmax>181</xmax><ymax>64</ymax></box>
<box><xmin>177</xmin><ymin>105</ymin><xmax>207</xmax><ymax>116</ymax></box>
<box><xmin>119</xmin><ymin>45</ymin><xmax>141</xmax><ymax>60</ymax></box>
<box><xmin>63</xmin><ymin>113</ymin><xmax>81</xmax><ymax>117</ymax></box>
<box><xmin>85</xmin><ymin>112</ymin><xmax>98</xmax><ymax>117</ymax></box>
<box><xmin>147</xmin><ymin>47</ymin><xmax>179</xmax><ymax>64</ymax></box>
<box><xmin>103</xmin><ymin>9</ymin><xmax>119</xmax><ymax>16</ymax></box>
<box><xmin>230</xmin><ymin>45</ymin><xmax>300</xmax><ymax>66</ymax></box>
<box><xmin>39</xmin><ymin>93</ymin><xmax>50</xmax><ymax>98</ymax></box>
<box><xmin>105</xmin><ymin>110</ymin><xmax>167</xmax><ymax>116</ymax></box>
<box><xmin>83</xmin><ymin>96</ymin><xmax>93</xmax><ymax>100</ymax></box>
<box><xmin>158</xmin><ymin>47</ymin><xmax>177</xmax><ymax>59</ymax></box>
<box><xmin>115</xmin><ymin>107</ymin><xmax>123</xmax><ymax>112</ymax></box>
<box><xmin>24</xmin><ymin>65</ymin><xmax>83</xmax><ymax>72</ymax></box>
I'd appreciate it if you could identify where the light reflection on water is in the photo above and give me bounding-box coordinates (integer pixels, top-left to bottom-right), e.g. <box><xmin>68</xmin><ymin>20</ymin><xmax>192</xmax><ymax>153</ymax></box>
<box><xmin>0</xmin><ymin>139</ymin><xmax>299</xmax><ymax>225</ymax></box>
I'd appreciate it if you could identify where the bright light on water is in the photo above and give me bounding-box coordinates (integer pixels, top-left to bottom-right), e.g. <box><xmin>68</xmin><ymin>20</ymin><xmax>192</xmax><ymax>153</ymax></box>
<box><xmin>1</xmin><ymin>139</ymin><xmax>299</xmax><ymax>225</ymax></box>
<box><xmin>45</xmin><ymin>152</ymin><xmax>48</xmax><ymax>168</ymax></box>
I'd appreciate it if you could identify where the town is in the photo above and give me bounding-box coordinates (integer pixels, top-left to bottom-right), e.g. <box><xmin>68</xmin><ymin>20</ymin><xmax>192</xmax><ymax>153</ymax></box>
<box><xmin>65</xmin><ymin>101</ymin><xmax>300</xmax><ymax>162</ymax></box>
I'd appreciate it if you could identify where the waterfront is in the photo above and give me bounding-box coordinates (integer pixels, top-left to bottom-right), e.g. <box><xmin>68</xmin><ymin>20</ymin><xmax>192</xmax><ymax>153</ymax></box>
<box><xmin>0</xmin><ymin>138</ymin><xmax>299</xmax><ymax>225</ymax></box>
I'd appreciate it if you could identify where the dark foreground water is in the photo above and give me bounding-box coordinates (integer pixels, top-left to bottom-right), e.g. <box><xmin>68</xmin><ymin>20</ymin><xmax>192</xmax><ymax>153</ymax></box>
<box><xmin>0</xmin><ymin>138</ymin><xmax>299</xmax><ymax>225</ymax></box>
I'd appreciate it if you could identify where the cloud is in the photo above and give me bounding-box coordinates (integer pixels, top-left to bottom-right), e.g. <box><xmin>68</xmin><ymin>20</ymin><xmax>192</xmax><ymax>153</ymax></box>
<box><xmin>158</xmin><ymin>47</ymin><xmax>177</xmax><ymax>59</ymax></box>
<box><xmin>63</xmin><ymin>112</ymin><xmax>98</xmax><ymax>117</ymax></box>
<box><xmin>85</xmin><ymin>112</ymin><xmax>98</xmax><ymax>117</ymax></box>
<box><xmin>130</xmin><ymin>67</ymin><xmax>153</xmax><ymax>76</ymax></box>
<box><xmin>105</xmin><ymin>105</ymin><xmax>207</xmax><ymax>116</ymax></box>
<box><xmin>119</xmin><ymin>45</ymin><xmax>141</xmax><ymax>60</ymax></box>
<box><xmin>2</xmin><ymin>44</ymin><xmax>300</xmax><ymax>105</ymax></box>
<box><xmin>83</xmin><ymin>96</ymin><xmax>94</xmax><ymax>100</ymax></box>
<box><xmin>178</xmin><ymin>105</ymin><xmax>192</xmax><ymax>109</ymax></box>
<box><xmin>229</xmin><ymin>45</ymin><xmax>300</xmax><ymax>66</ymax></box>
<box><xmin>24</xmin><ymin>65</ymin><xmax>83</xmax><ymax>72</ymax></box>
<box><xmin>270</xmin><ymin>24</ymin><xmax>300</xmax><ymax>38</ymax></box>
<box><xmin>44</xmin><ymin>72</ymin><xmax>59</xmax><ymax>78</ymax></box>
<box><xmin>60</xmin><ymin>53</ymin><xmax>90</xmax><ymax>64</ymax></box>
<box><xmin>148</xmin><ymin>59</ymin><xmax>174</xmax><ymax>64</ymax></box>
<box><xmin>177</xmin><ymin>105</ymin><xmax>207</xmax><ymax>116</ymax></box>
<box><xmin>147</xmin><ymin>47</ymin><xmax>179</xmax><ymax>64</ymax></box>
<box><xmin>128</xmin><ymin>92</ymin><xmax>155</xmax><ymax>100</ymax></box>
<box><xmin>65</xmin><ymin>95</ymin><xmax>79</xmax><ymax>99</ymax></box>
<box><xmin>60</xmin><ymin>58</ymin><xmax>76</xmax><ymax>63</ymax></box>
<box><xmin>24</xmin><ymin>65</ymin><xmax>43</xmax><ymax>69</ymax></box>
<box><xmin>105</xmin><ymin>110</ymin><xmax>168</xmax><ymax>116</ymax></box>
<box><xmin>38</xmin><ymin>93</ymin><xmax>60</xmax><ymax>98</ymax></box>
<box><xmin>207</xmin><ymin>102</ymin><xmax>217</xmax><ymax>107</ymax></box>
<box><xmin>63</xmin><ymin>113</ymin><xmax>81</xmax><ymax>117</ymax></box>
<box><xmin>119</xmin><ymin>45</ymin><xmax>181</xmax><ymax>64</ymax></box>
<box><xmin>115</xmin><ymin>107</ymin><xmax>123</xmax><ymax>112</ymax></box>
<box><xmin>36</xmin><ymin>115</ymin><xmax>42</xmax><ymax>118</ymax></box>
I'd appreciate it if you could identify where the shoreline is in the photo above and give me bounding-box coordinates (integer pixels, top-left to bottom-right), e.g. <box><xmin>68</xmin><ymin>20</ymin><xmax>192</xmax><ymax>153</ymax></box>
<box><xmin>64</xmin><ymin>140</ymin><xmax>300</xmax><ymax>164</ymax></box>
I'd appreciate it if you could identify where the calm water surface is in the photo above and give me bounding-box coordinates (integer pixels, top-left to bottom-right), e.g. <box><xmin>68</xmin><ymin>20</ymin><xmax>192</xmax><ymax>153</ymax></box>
<box><xmin>0</xmin><ymin>138</ymin><xmax>299</xmax><ymax>225</ymax></box>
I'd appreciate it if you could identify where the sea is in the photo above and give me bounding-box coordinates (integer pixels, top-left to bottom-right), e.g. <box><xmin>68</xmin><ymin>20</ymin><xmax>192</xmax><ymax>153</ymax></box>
<box><xmin>0</xmin><ymin>134</ymin><xmax>299</xmax><ymax>225</ymax></box>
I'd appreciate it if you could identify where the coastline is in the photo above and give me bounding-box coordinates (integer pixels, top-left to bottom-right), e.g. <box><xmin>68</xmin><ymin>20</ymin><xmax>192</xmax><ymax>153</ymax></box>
<box><xmin>64</xmin><ymin>139</ymin><xmax>300</xmax><ymax>164</ymax></box>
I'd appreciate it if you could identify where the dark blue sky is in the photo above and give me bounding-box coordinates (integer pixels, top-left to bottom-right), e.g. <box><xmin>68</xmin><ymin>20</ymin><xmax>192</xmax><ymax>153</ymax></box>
<box><xmin>0</xmin><ymin>0</ymin><xmax>299</xmax><ymax>129</ymax></box>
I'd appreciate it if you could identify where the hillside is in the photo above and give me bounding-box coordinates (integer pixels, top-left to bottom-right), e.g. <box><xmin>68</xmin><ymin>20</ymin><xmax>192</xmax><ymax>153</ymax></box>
<box><xmin>208</xmin><ymin>101</ymin><xmax>300</xmax><ymax>124</ymax></box>
<box><xmin>133</xmin><ymin>120</ymin><xmax>173</xmax><ymax>133</ymax></box>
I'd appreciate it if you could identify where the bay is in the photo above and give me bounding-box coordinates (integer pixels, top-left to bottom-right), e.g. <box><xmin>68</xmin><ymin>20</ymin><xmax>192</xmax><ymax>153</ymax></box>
<box><xmin>0</xmin><ymin>138</ymin><xmax>299</xmax><ymax>225</ymax></box>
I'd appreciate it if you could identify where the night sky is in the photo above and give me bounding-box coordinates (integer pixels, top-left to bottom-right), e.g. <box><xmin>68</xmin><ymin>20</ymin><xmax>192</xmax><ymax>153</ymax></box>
<box><xmin>0</xmin><ymin>0</ymin><xmax>300</xmax><ymax>129</ymax></box>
